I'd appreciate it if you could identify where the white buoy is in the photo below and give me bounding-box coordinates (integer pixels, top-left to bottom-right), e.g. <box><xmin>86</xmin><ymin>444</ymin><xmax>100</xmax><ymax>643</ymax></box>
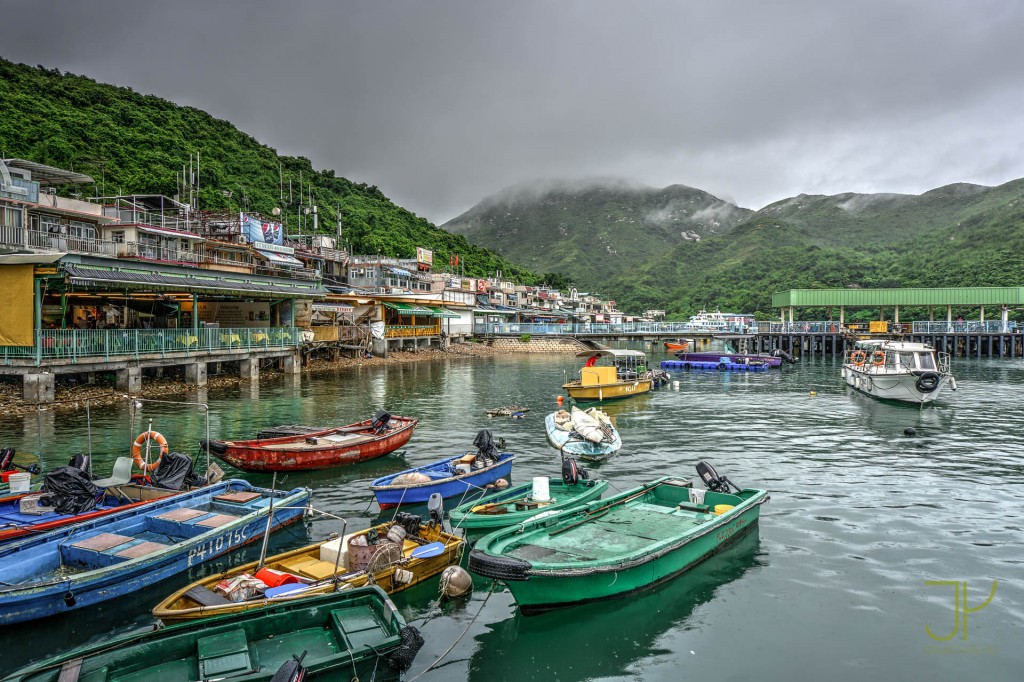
<box><xmin>532</xmin><ymin>476</ymin><xmax>550</xmax><ymax>502</ymax></box>
<box><xmin>672</xmin><ymin>380</ymin><xmax>680</xmax><ymax>390</ymax></box>
<box><xmin>440</xmin><ymin>565</ymin><xmax>473</xmax><ymax>597</ymax></box>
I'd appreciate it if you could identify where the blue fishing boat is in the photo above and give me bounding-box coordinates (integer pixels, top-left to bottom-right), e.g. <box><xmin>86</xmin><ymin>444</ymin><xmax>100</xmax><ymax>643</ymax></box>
<box><xmin>369</xmin><ymin>430</ymin><xmax>514</xmax><ymax>509</ymax></box>
<box><xmin>662</xmin><ymin>358</ymin><xmax>771</xmax><ymax>372</ymax></box>
<box><xmin>0</xmin><ymin>480</ymin><xmax>310</xmax><ymax>625</ymax></box>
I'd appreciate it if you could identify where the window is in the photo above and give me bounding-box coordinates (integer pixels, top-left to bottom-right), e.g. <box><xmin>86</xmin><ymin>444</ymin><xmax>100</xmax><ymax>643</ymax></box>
<box><xmin>110</xmin><ymin>231</ymin><xmax>125</xmax><ymax>244</ymax></box>
<box><xmin>2</xmin><ymin>206</ymin><xmax>23</xmax><ymax>228</ymax></box>
<box><xmin>40</xmin><ymin>215</ymin><xmax>61</xmax><ymax>233</ymax></box>
<box><xmin>918</xmin><ymin>353</ymin><xmax>936</xmax><ymax>370</ymax></box>
<box><xmin>69</xmin><ymin>221</ymin><xmax>96</xmax><ymax>239</ymax></box>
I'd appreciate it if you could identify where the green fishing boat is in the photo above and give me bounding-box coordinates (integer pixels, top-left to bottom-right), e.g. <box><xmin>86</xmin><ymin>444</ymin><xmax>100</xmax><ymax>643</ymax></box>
<box><xmin>449</xmin><ymin>462</ymin><xmax>607</xmax><ymax>534</ymax></box>
<box><xmin>4</xmin><ymin>586</ymin><xmax>421</xmax><ymax>681</ymax></box>
<box><xmin>468</xmin><ymin>462</ymin><xmax>768</xmax><ymax>613</ymax></box>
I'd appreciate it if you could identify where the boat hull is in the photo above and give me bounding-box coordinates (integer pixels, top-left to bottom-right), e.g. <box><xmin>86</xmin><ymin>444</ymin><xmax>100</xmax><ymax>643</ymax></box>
<box><xmin>842</xmin><ymin>365</ymin><xmax>954</xmax><ymax>404</ymax></box>
<box><xmin>543</xmin><ymin>414</ymin><xmax>621</xmax><ymax>461</ymax></box>
<box><xmin>153</xmin><ymin>522</ymin><xmax>463</xmax><ymax>623</ymax></box>
<box><xmin>8</xmin><ymin>587</ymin><xmax>408</xmax><ymax>682</ymax></box>
<box><xmin>469</xmin><ymin>479</ymin><xmax>768</xmax><ymax>613</ymax></box>
<box><xmin>370</xmin><ymin>453</ymin><xmax>515</xmax><ymax>509</ymax></box>
<box><xmin>204</xmin><ymin>417</ymin><xmax>418</xmax><ymax>472</ymax></box>
<box><xmin>0</xmin><ymin>481</ymin><xmax>310</xmax><ymax>625</ymax></box>
<box><xmin>673</xmin><ymin>351</ymin><xmax>782</xmax><ymax>367</ymax></box>
<box><xmin>449</xmin><ymin>479</ymin><xmax>608</xmax><ymax>532</ymax></box>
<box><xmin>562</xmin><ymin>379</ymin><xmax>653</xmax><ymax>401</ymax></box>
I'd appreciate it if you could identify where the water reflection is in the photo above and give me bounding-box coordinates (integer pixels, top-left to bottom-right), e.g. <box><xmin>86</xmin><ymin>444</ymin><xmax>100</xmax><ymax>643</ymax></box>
<box><xmin>467</xmin><ymin>530</ymin><xmax>764</xmax><ymax>682</ymax></box>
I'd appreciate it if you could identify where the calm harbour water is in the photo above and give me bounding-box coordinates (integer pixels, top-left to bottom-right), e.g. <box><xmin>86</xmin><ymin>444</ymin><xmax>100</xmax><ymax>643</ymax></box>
<box><xmin>1</xmin><ymin>348</ymin><xmax>1022</xmax><ymax>680</ymax></box>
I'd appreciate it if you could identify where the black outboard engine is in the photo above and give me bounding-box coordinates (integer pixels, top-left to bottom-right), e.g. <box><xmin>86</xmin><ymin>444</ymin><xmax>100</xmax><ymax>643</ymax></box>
<box><xmin>67</xmin><ymin>453</ymin><xmax>92</xmax><ymax>478</ymax></box>
<box><xmin>695</xmin><ymin>460</ymin><xmax>738</xmax><ymax>493</ymax></box>
<box><xmin>371</xmin><ymin>409</ymin><xmax>392</xmax><ymax>434</ymax></box>
<box><xmin>427</xmin><ymin>492</ymin><xmax>444</xmax><ymax>528</ymax></box>
<box><xmin>472</xmin><ymin>430</ymin><xmax>500</xmax><ymax>467</ymax></box>
<box><xmin>270</xmin><ymin>650</ymin><xmax>307</xmax><ymax>682</ymax></box>
<box><xmin>561</xmin><ymin>457</ymin><xmax>589</xmax><ymax>485</ymax></box>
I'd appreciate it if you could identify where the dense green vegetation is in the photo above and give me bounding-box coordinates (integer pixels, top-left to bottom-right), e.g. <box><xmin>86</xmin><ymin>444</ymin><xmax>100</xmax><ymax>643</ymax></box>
<box><xmin>443</xmin><ymin>181</ymin><xmax>752</xmax><ymax>291</ymax></box>
<box><xmin>0</xmin><ymin>59</ymin><xmax>539</xmax><ymax>282</ymax></box>
<box><xmin>611</xmin><ymin>181</ymin><xmax>1024</xmax><ymax>319</ymax></box>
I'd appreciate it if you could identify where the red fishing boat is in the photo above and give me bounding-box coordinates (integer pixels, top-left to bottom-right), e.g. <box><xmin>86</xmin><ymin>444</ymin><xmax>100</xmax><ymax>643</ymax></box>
<box><xmin>202</xmin><ymin>411</ymin><xmax>418</xmax><ymax>473</ymax></box>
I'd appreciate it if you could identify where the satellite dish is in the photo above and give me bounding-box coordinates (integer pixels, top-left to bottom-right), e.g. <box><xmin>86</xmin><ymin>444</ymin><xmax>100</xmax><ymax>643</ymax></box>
<box><xmin>271</xmin><ymin>207</ymin><xmax>281</xmax><ymax>216</ymax></box>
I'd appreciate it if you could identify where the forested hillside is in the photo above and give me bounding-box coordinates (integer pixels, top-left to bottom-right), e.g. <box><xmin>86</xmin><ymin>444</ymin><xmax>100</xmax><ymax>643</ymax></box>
<box><xmin>443</xmin><ymin>180</ymin><xmax>752</xmax><ymax>290</ymax></box>
<box><xmin>0</xmin><ymin>59</ymin><xmax>541</xmax><ymax>282</ymax></box>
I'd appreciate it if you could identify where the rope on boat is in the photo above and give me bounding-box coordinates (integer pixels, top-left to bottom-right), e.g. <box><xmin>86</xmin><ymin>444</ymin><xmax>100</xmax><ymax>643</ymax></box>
<box><xmin>406</xmin><ymin>584</ymin><xmax>495</xmax><ymax>681</ymax></box>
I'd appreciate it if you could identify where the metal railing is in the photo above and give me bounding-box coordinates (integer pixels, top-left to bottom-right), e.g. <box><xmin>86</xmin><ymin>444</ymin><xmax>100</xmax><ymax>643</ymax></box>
<box><xmin>25</xmin><ymin>229</ymin><xmax>119</xmax><ymax>256</ymax></box>
<box><xmin>124</xmin><ymin>241</ymin><xmax>202</xmax><ymax>264</ymax></box>
<box><xmin>754</xmin><ymin>321</ymin><xmax>844</xmax><ymax>334</ymax></box>
<box><xmin>0</xmin><ymin>223</ymin><xmax>25</xmax><ymax>247</ymax></box>
<box><xmin>1</xmin><ymin>327</ymin><xmax>303</xmax><ymax>365</ymax></box>
<box><xmin>474</xmin><ymin>321</ymin><xmax>755</xmax><ymax>335</ymax></box>
<box><xmin>910</xmin><ymin>321</ymin><xmax>1015</xmax><ymax>334</ymax></box>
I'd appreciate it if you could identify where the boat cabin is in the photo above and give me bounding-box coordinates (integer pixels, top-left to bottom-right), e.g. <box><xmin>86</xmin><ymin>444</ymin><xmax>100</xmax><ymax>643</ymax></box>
<box><xmin>576</xmin><ymin>349</ymin><xmax>648</xmax><ymax>385</ymax></box>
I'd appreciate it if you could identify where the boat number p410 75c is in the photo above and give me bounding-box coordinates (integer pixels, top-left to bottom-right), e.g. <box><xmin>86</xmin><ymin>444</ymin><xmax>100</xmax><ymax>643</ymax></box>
<box><xmin>188</xmin><ymin>528</ymin><xmax>247</xmax><ymax>566</ymax></box>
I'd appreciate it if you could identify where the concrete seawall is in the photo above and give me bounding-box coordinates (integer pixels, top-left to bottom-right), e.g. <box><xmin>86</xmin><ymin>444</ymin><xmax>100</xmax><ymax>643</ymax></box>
<box><xmin>485</xmin><ymin>337</ymin><xmax>589</xmax><ymax>353</ymax></box>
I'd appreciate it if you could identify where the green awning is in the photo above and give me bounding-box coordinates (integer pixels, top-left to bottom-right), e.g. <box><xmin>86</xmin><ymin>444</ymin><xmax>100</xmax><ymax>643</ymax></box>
<box><xmin>383</xmin><ymin>302</ymin><xmax>433</xmax><ymax>315</ymax></box>
<box><xmin>427</xmin><ymin>306</ymin><xmax>460</xmax><ymax>318</ymax></box>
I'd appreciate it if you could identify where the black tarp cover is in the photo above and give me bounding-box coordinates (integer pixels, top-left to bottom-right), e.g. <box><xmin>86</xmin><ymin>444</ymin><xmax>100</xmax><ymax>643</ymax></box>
<box><xmin>40</xmin><ymin>466</ymin><xmax>98</xmax><ymax>515</ymax></box>
<box><xmin>150</xmin><ymin>451</ymin><xmax>205</xmax><ymax>491</ymax></box>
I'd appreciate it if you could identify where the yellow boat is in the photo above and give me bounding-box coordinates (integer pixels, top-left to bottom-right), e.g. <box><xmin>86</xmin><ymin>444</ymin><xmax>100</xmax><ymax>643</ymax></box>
<box><xmin>562</xmin><ymin>349</ymin><xmax>654</xmax><ymax>401</ymax></box>
<box><xmin>152</xmin><ymin>520</ymin><xmax>463</xmax><ymax>623</ymax></box>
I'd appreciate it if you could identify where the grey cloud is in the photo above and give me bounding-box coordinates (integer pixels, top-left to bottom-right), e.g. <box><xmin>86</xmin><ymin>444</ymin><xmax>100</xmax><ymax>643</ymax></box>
<box><xmin>1</xmin><ymin>0</ymin><xmax>1023</xmax><ymax>222</ymax></box>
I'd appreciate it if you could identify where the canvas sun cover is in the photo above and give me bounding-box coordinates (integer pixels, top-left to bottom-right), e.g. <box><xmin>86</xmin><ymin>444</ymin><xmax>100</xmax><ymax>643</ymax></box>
<box><xmin>0</xmin><ymin>264</ymin><xmax>34</xmax><ymax>346</ymax></box>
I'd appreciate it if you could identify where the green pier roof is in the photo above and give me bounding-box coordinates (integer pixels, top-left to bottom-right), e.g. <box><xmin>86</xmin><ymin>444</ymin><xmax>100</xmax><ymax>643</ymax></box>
<box><xmin>772</xmin><ymin>287</ymin><xmax>1024</xmax><ymax>308</ymax></box>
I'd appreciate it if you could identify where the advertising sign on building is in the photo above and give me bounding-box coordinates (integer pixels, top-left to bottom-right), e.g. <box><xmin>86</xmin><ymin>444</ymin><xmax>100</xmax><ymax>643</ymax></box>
<box><xmin>240</xmin><ymin>212</ymin><xmax>283</xmax><ymax>246</ymax></box>
<box><xmin>416</xmin><ymin>247</ymin><xmax>433</xmax><ymax>266</ymax></box>
<box><xmin>196</xmin><ymin>302</ymin><xmax>271</xmax><ymax>328</ymax></box>
<box><xmin>461</xmin><ymin>279</ymin><xmax>473</xmax><ymax>291</ymax></box>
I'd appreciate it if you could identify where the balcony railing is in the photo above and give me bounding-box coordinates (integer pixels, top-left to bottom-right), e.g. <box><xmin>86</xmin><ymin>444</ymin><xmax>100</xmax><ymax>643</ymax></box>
<box><xmin>911</xmin><ymin>321</ymin><xmax>1016</xmax><ymax>334</ymax></box>
<box><xmin>123</xmin><ymin>241</ymin><xmax>202</xmax><ymax>264</ymax></box>
<box><xmin>1</xmin><ymin>327</ymin><xmax>304</xmax><ymax>365</ymax></box>
<box><xmin>385</xmin><ymin>325</ymin><xmax>438</xmax><ymax>338</ymax></box>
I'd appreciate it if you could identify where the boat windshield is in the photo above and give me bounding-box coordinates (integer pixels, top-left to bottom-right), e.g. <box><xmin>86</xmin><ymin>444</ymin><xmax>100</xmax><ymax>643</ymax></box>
<box><xmin>917</xmin><ymin>352</ymin><xmax>936</xmax><ymax>370</ymax></box>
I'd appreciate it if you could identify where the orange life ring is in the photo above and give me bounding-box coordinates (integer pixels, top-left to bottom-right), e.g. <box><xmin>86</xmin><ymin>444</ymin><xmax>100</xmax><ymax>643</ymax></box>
<box><xmin>132</xmin><ymin>430</ymin><xmax>168</xmax><ymax>472</ymax></box>
<box><xmin>850</xmin><ymin>350</ymin><xmax>866</xmax><ymax>366</ymax></box>
<box><xmin>872</xmin><ymin>351</ymin><xmax>886</xmax><ymax>366</ymax></box>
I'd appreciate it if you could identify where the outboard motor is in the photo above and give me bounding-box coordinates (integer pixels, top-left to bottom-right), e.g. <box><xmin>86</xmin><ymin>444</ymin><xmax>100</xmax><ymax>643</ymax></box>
<box><xmin>0</xmin><ymin>447</ymin><xmax>14</xmax><ymax>471</ymax></box>
<box><xmin>695</xmin><ymin>460</ymin><xmax>738</xmax><ymax>493</ymax></box>
<box><xmin>68</xmin><ymin>453</ymin><xmax>92</xmax><ymax>477</ymax></box>
<box><xmin>427</xmin><ymin>492</ymin><xmax>444</xmax><ymax>528</ymax></box>
<box><xmin>371</xmin><ymin>409</ymin><xmax>392</xmax><ymax>434</ymax></box>
<box><xmin>472</xmin><ymin>430</ymin><xmax>499</xmax><ymax>467</ymax></box>
<box><xmin>270</xmin><ymin>651</ymin><xmax>307</xmax><ymax>682</ymax></box>
<box><xmin>561</xmin><ymin>457</ymin><xmax>589</xmax><ymax>485</ymax></box>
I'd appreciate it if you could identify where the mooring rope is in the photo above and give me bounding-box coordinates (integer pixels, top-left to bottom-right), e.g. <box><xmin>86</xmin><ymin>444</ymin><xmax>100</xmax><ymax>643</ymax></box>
<box><xmin>406</xmin><ymin>584</ymin><xmax>495</xmax><ymax>681</ymax></box>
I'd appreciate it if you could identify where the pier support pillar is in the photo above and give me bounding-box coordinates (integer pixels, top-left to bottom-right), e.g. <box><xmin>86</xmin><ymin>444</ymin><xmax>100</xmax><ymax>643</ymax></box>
<box><xmin>239</xmin><ymin>358</ymin><xmax>259</xmax><ymax>382</ymax></box>
<box><xmin>185</xmin><ymin>361</ymin><xmax>207</xmax><ymax>387</ymax></box>
<box><xmin>115</xmin><ymin>366</ymin><xmax>141</xmax><ymax>393</ymax></box>
<box><xmin>282</xmin><ymin>351</ymin><xmax>301</xmax><ymax>375</ymax></box>
<box><xmin>23</xmin><ymin>373</ymin><xmax>55</xmax><ymax>403</ymax></box>
<box><xmin>371</xmin><ymin>338</ymin><xmax>388</xmax><ymax>358</ymax></box>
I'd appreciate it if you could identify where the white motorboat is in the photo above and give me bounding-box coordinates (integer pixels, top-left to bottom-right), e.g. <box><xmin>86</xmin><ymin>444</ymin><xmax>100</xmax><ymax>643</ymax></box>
<box><xmin>841</xmin><ymin>340</ymin><xmax>957</xmax><ymax>404</ymax></box>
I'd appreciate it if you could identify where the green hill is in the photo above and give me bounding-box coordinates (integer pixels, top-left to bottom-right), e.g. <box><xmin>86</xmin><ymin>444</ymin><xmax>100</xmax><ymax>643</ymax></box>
<box><xmin>0</xmin><ymin>58</ymin><xmax>537</xmax><ymax>282</ymax></box>
<box><xmin>610</xmin><ymin>180</ymin><xmax>1024</xmax><ymax>318</ymax></box>
<box><xmin>442</xmin><ymin>180</ymin><xmax>752</xmax><ymax>290</ymax></box>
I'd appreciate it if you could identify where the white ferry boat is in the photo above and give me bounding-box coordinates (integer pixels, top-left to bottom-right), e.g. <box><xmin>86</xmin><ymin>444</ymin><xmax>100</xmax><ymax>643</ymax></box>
<box><xmin>841</xmin><ymin>340</ymin><xmax>957</xmax><ymax>404</ymax></box>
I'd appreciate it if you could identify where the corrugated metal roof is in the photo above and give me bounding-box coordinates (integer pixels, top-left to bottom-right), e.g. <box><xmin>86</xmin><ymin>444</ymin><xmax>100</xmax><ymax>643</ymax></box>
<box><xmin>772</xmin><ymin>287</ymin><xmax>1024</xmax><ymax>308</ymax></box>
<box><xmin>62</xmin><ymin>264</ymin><xmax>325</xmax><ymax>298</ymax></box>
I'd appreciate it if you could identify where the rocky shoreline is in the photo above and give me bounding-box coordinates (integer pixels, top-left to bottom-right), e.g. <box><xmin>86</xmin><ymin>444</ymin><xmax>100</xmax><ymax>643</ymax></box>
<box><xmin>0</xmin><ymin>342</ymin><xmax>515</xmax><ymax>416</ymax></box>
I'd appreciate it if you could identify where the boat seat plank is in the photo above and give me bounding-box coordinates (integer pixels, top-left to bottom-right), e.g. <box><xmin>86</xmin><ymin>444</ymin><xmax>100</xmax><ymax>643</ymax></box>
<box><xmin>71</xmin><ymin>532</ymin><xmax>133</xmax><ymax>552</ymax></box>
<box><xmin>212</xmin><ymin>492</ymin><xmax>262</xmax><ymax>504</ymax></box>
<box><xmin>57</xmin><ymin>658</ymin><xmax>83</xmax><ymax>682</ymax></box>
<box><xmin>195</xmin><ymin>513</ymin><xmax>239</xmax><ymax>528</ymax></box>
<box><xmin>115</xmin><ymin>540</ymin><xmax>169</xmax><ymax>558</ymax></box>
<box><xmin>185</xmin><ymin>585</ymin><xmax>233</xmax><ymax>607</ymax></box>
<box><xmin>249</xmin><ymin>627</ymin><xmax>341</xmax><ymax>666</ymax></box>
<box><xmin>270</xmin><ymin>435</ymin><xmax>373</xmax><ymax>451</ymax></box>
<box><xmin>109</xmin><ymin>659</ymin><xmax>194</xmax><ymax>682</ymax></box>
<box><xmin>156</xmin><ymin>508</ymin><xmax>208</xmax><ymax>522</ymax></box>
<box><xmin>198</xmin><ymin>629</ymin><xmax>251</xmax><ymax>677</ymax></box>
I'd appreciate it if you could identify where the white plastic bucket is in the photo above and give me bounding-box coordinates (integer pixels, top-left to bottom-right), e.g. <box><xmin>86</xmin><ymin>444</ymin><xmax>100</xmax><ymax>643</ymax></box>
<box><xmin>8</xmin><ymin>472</ymin><xmax>31</xmax><ymax>494</ymax></box>
<box><xmin>532</xmin><ymin>476</ymin><xmax>550</xmax><ymax>502</ymax></box>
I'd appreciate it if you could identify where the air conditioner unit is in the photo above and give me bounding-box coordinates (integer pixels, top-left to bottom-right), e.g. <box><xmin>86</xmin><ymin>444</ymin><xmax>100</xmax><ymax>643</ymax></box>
<box><xmin>46</xmin><ymin>187</ymin><xmax>57</xmax><ymax>195</ymax></box>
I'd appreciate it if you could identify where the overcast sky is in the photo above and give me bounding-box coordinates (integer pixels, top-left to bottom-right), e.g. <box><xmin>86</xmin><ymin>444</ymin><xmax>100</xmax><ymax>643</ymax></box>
<box><xmin>2</xmin><ymin>0</ymin><xmax>1023</xmax><ymax>222</ymax></box>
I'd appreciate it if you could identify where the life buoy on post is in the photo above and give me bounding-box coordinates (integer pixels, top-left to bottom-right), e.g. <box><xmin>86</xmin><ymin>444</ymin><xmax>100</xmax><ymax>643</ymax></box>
<box><xmin>132</xmin><ymin>431</ymin><xmax>168</xmax><ymax>472</ymax></box>
<box><xmin>850</xmin><ymin>351</ymin><xmax>866</xmax><ymax>366</ymax></box>
<box><xmin>871</xmin><ymin>351</ymin><xmax>886</xmax><ymax>366</ymax></box>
